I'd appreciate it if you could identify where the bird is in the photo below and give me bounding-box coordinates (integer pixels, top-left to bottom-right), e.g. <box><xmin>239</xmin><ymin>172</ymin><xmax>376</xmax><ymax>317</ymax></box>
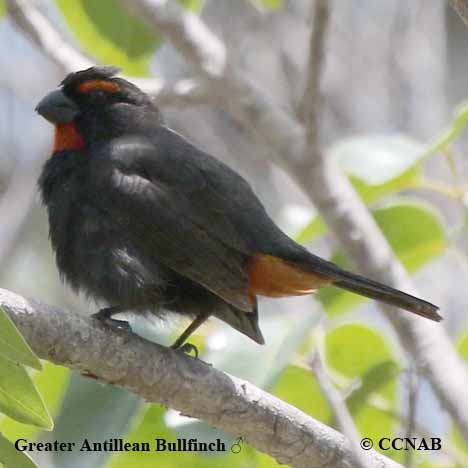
<box><xmin>35</xmin><ymin>66</ymin><xmax>441</xmax><ymax>351</ymax></box>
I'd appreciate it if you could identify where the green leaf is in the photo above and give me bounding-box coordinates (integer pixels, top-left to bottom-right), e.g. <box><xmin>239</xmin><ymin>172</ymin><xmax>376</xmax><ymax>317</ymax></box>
<box><xmin>0</xmin><ymin>0</ymin><xmax>5</xmax><ymax>18</ymax></box>
<box><xmin>374</xmin><ymin>200</ymin><xmax>445</xmax><ymax>270</ymax></box>
<box><xmin>297</xmin><ymin>135</ymin><xmax>426</xmax><ymax>243</ymax></box>
<box><xmin>0</xmin><ymin>433</ymin><xmax>37</xmax><ymax>468</ymax></box>
<box><xmin>326</xmin><ymin>325</ymin><xmax>393</xmax><ymax>377</ymax></box>
<box><xmin>346</xmin><ymin>361</ymin><xmax>398</xmax><ymax>419</ymax></box>
<box><xmin>0</xmin><ymin>356</ymin><xmax>52</xmax><ymax>429</ymax></box>
<box><xmin>458</xmin><ymin>330</ymin><xmax>468</xmax><ymax>360</ymax></box>
<box><xmin>110</xmin><ymin>404</ymin><xmax>168</xmax><ymax>468</ymax></box>
<box><xmin>258</xmin><ymin>0</ymin><xmax>284</xmax><ymax>8</ymax></box>
<box><xmin>420</xmin><ymin>100</ymin><xmax>468</xmax><ymax>159</ymax></box>
<box><xmin>0</xmin><ymin>307</ymin><xmax>41</xmax><ymax>370</ymax></box>
<box><xmin>248</xmin><ymin>0</ymin><xmax>284</xmax><ymax>10</ymax></box>
<box><xmin>272</xmin><ymin>364</ymin><xmax>331</xmax><ymax>423</ymax></box>
<box><xmin>55</xmin><ymin>0</ymin><xmax>161</xmax><ymax>76</ymax></box>
<box><xmin>349</xmin><ymin>166</ymin><xmax>421</xmax><ymax>205</ymax></box>
<box><xmin>178</xmin><ymin>0</ymin><xmax>205</xmax><ymax>11</ymax></box>
<box><xmin>418</xmin><ymin>464</ymin><xmax>452</xmax><ymax>468</ymax></box>
<box><xmin>326</xmin><ymin>325</ymin><xmax>397</xmax><ymax>440</ymax></box>
<box><xmin>330</xmin><ymin>135</ymin><xmax>425</xmax><ymax>186</ymax></box>
<box><xmin>295</xmin><ymin>217</ymin><xmax>326</xmax><ymax>244</ymax></box>
<box><xmin>0</xmin><ymin>362</ymin><xmax>69</xmax><ymax>441</ymax></box>
<box><xmin>317</xmin><ymin>199</ymin><xmax>445</xmax><ymax>316</ymax></box>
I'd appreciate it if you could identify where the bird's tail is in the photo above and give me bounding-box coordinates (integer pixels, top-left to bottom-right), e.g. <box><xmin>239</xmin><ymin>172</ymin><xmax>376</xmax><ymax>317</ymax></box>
<box><xmin>292</xmin><ymin>249</ymin><xmax>442</xmax><ymax>321</ymax></box>
<box><xmin>330</xmin><ymin>268</ymin><xmax>441</xmax><ymax>321</ymax></box>
<box><xmin>248</xmin><ymin>252</ymin><xmax>441</xmax><ymax>322</ymax></box>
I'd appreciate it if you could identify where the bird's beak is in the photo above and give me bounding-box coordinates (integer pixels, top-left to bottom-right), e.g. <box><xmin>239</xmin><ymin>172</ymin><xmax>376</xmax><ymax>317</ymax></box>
<box><xmin>35</xmin><ymin>89</ymin><xmax>78</xmax><ymax>124</ymax></box>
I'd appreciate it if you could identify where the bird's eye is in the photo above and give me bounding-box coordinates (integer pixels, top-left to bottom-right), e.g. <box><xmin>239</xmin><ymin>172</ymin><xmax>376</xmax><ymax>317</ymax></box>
<box><xmin>78</xmin><ymin>80</ymin><xmax>120</xmax><ymax>95</ymax></box>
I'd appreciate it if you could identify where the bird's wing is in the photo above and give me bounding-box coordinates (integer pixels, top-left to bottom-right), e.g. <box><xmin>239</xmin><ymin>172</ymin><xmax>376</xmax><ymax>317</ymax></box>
<box><xmin>89</xmin><ymin>131</ymin><xmax>280</xmax><ymax>312</ymax></box>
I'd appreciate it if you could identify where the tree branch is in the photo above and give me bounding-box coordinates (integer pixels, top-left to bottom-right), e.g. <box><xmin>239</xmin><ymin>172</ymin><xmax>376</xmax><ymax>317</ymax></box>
<box><xmin>0</xmin><ymin>288</ymin><xmax>403</xmax><ymax>468</ymax></box>
<box><xmin>295</xmin><ymin>0</ymin><xmax>468</xmax><ymax>444</ymax></box>
<box><xmin>119</xmin><ymin>0</ymin><xmax>468</xmax><ymax>443</ymax></box>
<box><xmin>118</xmin><ymin>0</ymin><xmax>226</xmax><ymax>78</ymax></box>
<box><xmin>6</xmin><ymin>0</ymin><xmax>93</xmax><ymax>72</ymax></box>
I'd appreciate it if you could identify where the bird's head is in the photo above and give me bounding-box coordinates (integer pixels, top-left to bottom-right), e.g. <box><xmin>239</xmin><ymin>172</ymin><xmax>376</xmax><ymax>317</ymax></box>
<box><xmin>36</xmin><ymin>66</ymin><xmax>162</xmax><ymax>150</ymax></box>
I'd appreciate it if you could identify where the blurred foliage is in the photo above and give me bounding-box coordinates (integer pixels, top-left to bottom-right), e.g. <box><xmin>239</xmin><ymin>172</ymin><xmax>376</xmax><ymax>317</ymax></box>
<box><xmin>418</xmin><ymin>464</ymin><xmax>452</xmax><ymax>468</ymax></box>
<box><xmin>55</xmin><ymin>0</ymin><xmax>205</xmax><ymax>76</ymax></box>
<box><xmin>326</xmin><ymin>325</ymin><xmax>397</xmax><ymax>440</ymax></box>
<box><xmin>55</xmin><ymin>0</ymin><xmax>161</xmax><ymax>76</ymax></box>
<box><xmin>450</xmin><ymin>331</ymin><xmax>468</xmax><ymax>462</ymax></box>
<box><xmin>420</xmin><ymin>100</ymin><xmax>468</xmax><ymax>159</ymax></box>
<box><xmin>179</xmin><ymin>0</ymin><xmax>206</xmax><ymax>11</ymax></box>
<box><xmin>250</xmin><ymin>0</ymin><xmax>284</xmax><ymax>9</ymax></box>
<box><xmin>0</xmin><ymin>0</ymin><xmax>4</xmax><ymax>18</ymax></box>
<box><xmin>296</xmin><ymin>134</ymin><xmax>426</xmax><ymax>242</ymax></box>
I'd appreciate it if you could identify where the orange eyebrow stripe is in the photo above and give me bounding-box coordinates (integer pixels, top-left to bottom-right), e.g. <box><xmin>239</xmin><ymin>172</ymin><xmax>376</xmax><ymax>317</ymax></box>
<box><xmin>78</xmin><ymin>80</ymin><xmax>120</xmax><ymax>94</ymax></box>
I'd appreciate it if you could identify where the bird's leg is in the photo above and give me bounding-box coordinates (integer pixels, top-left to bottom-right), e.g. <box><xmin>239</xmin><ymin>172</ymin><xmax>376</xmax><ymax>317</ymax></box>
<box><xmin>92</xmin><ymin>306</ymin><xmax>131</xmax><ymax>333</ymax></box>
<box><xmin>170</xmin><ymin>314</ymin><xmax>209</xmax><ymax>357</ymax></box>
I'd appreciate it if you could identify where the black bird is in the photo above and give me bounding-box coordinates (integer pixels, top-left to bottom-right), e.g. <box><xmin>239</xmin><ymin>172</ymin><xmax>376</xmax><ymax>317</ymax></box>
<box><xmin>36</xmin><ymin>66</ymin><xmax>441</xmax><ymax>350</ymax></box>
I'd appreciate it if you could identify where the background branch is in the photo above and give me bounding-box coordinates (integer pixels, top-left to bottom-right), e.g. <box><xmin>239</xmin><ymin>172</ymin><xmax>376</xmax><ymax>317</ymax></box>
<box><xmin>449</xmin><ymin>0</ymin><xmax>468</xmax><ymax>28</ymax></box>
<box><xmin>310</xmin><ymin>350</ymin><xmax>372</xmax><ymax>468</ymax></box>
<box><xmin>118</xmin><ymin>0</ymin><xmax>226</xmax><ymax>77</ymax></box>
<box><xmin>6</xmin><ymin>0</ymin><xmax>93</xmax><ymax>72</ymax></box>
<box><xmin>0</xmin><ymin>288</ymin><xmax>403</xmax><ymax>468</ymax></box>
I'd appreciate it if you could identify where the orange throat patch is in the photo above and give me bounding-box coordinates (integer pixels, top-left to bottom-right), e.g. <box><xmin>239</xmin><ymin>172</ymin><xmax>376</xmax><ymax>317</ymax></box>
<box><xmin>54</xmin><ymin>123</ymin><xmax>84</xmax><ymax>152</ymax></box>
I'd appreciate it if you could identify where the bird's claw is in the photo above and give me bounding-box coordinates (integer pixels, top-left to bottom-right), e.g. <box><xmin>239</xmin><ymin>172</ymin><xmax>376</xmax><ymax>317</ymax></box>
<box><xmin>172</xmin><ymin>342</ymin><xmax>199</xmax><ymax>358</ymax></box>
<box><xmin>92</xmin><ymin>308</ymin><xmax>131</xmax><ymax>333</ymax></box>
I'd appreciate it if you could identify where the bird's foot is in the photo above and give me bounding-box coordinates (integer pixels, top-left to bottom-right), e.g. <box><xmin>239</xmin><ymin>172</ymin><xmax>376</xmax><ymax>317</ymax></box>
<box><xmin>171</xmin><ymin>342</ymin><xmax>199</xmax><ymax>358</ymax></box>
<box><xmin>92</xmin><ymin>307</ymin><xmax>131</xmax><ymax>333</ymax></box>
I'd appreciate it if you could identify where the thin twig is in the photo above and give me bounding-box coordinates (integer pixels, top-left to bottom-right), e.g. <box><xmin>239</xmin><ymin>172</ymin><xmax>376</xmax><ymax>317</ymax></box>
<box><xmin>404</xmin><ymin>366</ymin><xmax>419</xmax><ymax>468</ymax></box>
<box><xmin>310</xmin><ymin>350</ymin><xmax>373</xmax><ymax>468</ymax></box>
<box><xmin>300</xmin><ymin>0</ymin><xmax>330</xmax><ymax>136</ymax></box>
<box><xmin>449</xmin><ymin>0</ymin><xmax>468</xmax><ymax>28</ymax></box>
